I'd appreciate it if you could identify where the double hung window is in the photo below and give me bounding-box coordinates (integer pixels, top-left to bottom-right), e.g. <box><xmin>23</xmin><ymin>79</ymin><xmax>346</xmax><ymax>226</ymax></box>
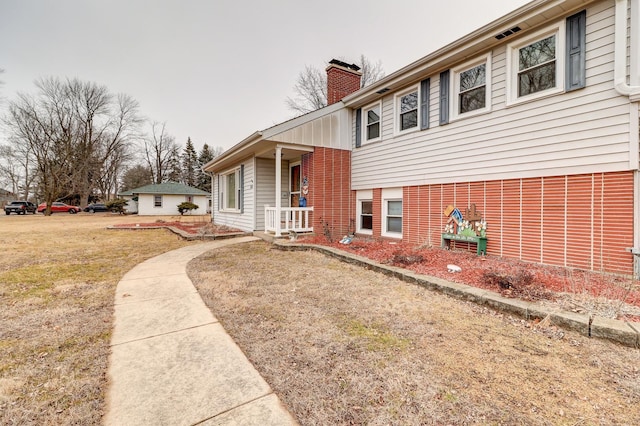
<box><xmin>452</xmin><ymin>54</ymin><xmax>491</xmax><ymax>119</ymax></box>
<box><xmin>366</xmin><ymin>104</ymin><xmax>381</xmax><ymax>141</ymax></box>
<box><xmin>361</xmin><ymin>102</ymin><xmax>381</xmax><ymax>144</ymax></box>
<box><xmin>360</xmin><ymin>201</ymin><xmax>373</xmax><ymax>232</ymax></box>
<box><xmin>220</xmin><ymin>167</ymin><xmax>242</xmax><ymax>212</ymax></box>
<box><xmin>396</xmin><ymin>87</ymin><xmax>419</xmax><ymax>133</ymax></box>
<box><xmin>382</xmin><ymin>188</ymin><xmax>402</xmax><ymax>238</ymax></box>
<box><xmin>506</xmin><ymin>21</ymin><xmax>567</xmax><ymax>104</ymax></box>
<box><xmin>517</xmin><ymin>34</ymin><xmax>557</xmax><ymax>97</ymax></box>
<box><xmin>356</xmin><ymin>190</ymin><xmax>373</xmax><ymax>235</ymax></box>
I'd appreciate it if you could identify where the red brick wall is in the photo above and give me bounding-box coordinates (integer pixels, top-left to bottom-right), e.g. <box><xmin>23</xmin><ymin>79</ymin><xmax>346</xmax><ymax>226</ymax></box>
<box><xmin>326</xmin><ymin>66</ymin><xmax>361</xmax><ymax>105</ymax></box>
<box><xmin>302</xmin><ymin>147</ymin><xmax>353</xmax><ymax>240</ymax></box>
<box><xmin>370</xmin><ymin>171</ymin><xmax>635</xmax><ymax>275</ymax></box>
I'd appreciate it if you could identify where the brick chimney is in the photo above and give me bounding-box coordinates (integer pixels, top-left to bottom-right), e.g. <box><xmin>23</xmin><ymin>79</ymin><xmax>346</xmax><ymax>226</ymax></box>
<box><xmin>326</xmin><ymin>59</ymin><xmax>362</xmax><ymax>105</ymax></box>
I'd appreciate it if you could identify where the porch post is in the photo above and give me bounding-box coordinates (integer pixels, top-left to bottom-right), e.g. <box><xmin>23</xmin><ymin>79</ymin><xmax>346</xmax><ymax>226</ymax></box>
<box><xmin>275</xmin><ymin>146</ymin><xmax>282</xmax><ymax>237</ymax></box>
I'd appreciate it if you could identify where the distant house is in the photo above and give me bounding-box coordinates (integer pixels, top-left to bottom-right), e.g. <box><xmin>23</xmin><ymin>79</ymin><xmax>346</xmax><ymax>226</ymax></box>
<box><xmin>205</xmin><ymin>0</ymin><xmax>640</xmax><ymax>277</ymax></box>
<box><xmin>119</xmin><ymin>182</ymin><xmax>210</xmax><ymax>216</ymax></box>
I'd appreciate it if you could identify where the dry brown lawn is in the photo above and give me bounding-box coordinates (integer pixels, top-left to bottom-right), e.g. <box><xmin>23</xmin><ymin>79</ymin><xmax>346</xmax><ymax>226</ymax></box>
<box><xmin>188</xmin><ymin>241</ymin><xmax>640</xmax><ymax>425</ymax></box>
<box><xmin>0</xmin><ymin>213</ymin><xmax>200</xmax><ymax>425</ymax></box>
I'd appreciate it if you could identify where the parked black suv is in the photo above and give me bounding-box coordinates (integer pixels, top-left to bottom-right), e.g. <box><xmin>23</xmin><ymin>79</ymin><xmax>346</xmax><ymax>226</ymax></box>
<box><xmin>4</xmin><ymin>201</ymin><xmax>37</xmax><ymax>215</ymax></box>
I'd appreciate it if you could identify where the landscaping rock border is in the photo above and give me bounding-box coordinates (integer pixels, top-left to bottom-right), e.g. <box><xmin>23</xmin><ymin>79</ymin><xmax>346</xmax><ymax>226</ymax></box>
<box><xmin>273</xmin><ymin>240</ymin><xmax>640</xmax><ymax>349</ymax></box>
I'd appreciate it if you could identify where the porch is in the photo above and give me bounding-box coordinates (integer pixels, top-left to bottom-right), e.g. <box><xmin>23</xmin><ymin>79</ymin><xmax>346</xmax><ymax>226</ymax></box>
<box><xmin>265</xmin><ymin>206</ymin><xmax>314</xmax><ymax>237</ymax></box>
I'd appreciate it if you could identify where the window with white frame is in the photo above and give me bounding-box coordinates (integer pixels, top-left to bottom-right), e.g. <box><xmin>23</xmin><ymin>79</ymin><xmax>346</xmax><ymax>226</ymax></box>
<box><xmin>452</xmin><ymin>54</ymin><xmax>491</xmax><ymax>119</ymax></box>
<box><xmin>356</xmin><ymin>190</ymin><xmax>373</xmax><ymax>235</ymax></box>
<box><xmin>154</xmin><ymin>195</ymin><xmax>162</xmax><ymax>207</ymax></box>
<box><xmin>382</xmin><ymin>188</ymin><xmax>402</xmax><ymax>238</ymax></box>
<box><xmin>396</xmin><ymin>87</ymin><xmax>419</xmax><ymax>133</ymax></box>
<box><xmin>361</xmin><ymin>201</ymin><xmax>373</xmax><ymax>231</ymax></box>
<box><xmin>506</xmin><ymin>22</ymin><xmax>565</xmax><ymax>104</ymax></box>
<box><xmin>220</xmin><ymin>167</ymin><xmax>241</xmax><ymax>211</ymax></box>
<box><xmin>363</xmin><ymin>102</ymin><xmax>381</xmax><ymax>143</ymax></box>
<box><xmin>386</xmin><ymin>200</ymin><xmax>402</xmax><ymax>234</ymax></box>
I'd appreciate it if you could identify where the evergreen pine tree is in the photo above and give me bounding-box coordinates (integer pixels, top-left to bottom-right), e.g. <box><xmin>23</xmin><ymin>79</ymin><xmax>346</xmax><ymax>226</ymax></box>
<box><xmin>181</xmin><ymin>137</ymin><xmax>198</xmax><ymax>187</ymax></box>
<box><xmin>167</xmin><ymin>146</ymin><xmax>182</xmax><ymax>183</ymax></box>
<box><xmin>196</xmin><ymin>143</ymin><xmax>216</xmax><ymax>191</ymax></box>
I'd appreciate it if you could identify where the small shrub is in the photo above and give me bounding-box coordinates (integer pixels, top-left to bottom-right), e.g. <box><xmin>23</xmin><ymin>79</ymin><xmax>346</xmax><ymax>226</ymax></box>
<box><xmin>106</xmin><ymin>198</ymin><xmax>128</xmax><ymax>214</ymax></box>
<box><xmin>483</xmin><ymin>270</ymin><xmax>533</xmax><ymax>290</ymax></box>
<box><xmin>483</xmin><ymin>269</ymin><xmax>553</xmax><ymax>301</ymax></box>
<box><xmin>177</xmin><ymin>202</ymin><xmax>199</xmax><ymax>215</ymax></box>
<box><xmin>390</xmin><ymin>251</ymin><xmax>424</xmax><ymax>266</ymax></box>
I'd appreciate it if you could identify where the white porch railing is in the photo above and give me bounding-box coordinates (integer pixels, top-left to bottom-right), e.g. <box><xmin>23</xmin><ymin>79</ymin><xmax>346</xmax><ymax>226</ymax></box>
<box><xmin>265</xmin><ymin>206</ymin><xmax>314</xmax><ymax>236</ymax></box>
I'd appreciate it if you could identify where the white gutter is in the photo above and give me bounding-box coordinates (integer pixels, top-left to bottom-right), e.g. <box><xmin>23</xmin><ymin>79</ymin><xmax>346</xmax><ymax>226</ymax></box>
<box><xmin>615</xmin><ymin>0</ymin><xmax>640</xmax><ymax>101</ymax></box>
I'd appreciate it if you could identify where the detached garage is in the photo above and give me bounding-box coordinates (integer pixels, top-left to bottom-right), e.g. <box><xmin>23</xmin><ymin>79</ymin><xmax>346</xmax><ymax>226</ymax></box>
<box><xmin>119</xmin><ymin>182</ymin><xmax>210</xmax><ymax>216</ymax></box>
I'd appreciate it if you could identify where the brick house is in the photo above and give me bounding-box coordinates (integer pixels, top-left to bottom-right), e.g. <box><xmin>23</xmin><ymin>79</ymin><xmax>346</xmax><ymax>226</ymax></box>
<box><xmin>204</xmin><ymin>0</ymin><xmax>640</xmax><ymax>276</ymax></box>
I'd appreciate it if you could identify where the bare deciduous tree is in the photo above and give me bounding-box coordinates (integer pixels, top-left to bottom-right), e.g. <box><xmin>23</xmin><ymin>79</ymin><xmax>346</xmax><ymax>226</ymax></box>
<box><xmin>2</xmin><ymin>77</ymin><xmax>142</xmax><ymax>211</ymax></box>
<box><xmin>4</xmin><ymin>88</ymin><xmax>77</xmax><ymax>214</ymax></box>
<box><xmin>0</xmin><ymin>141</ymin><xmax>36</xmax><ymax>200</ymax></box>
<box><xmin>142</xmin><ymin>121</ymin><xmax>180</xmax><ymax>184</ymax></box>
<box><xmin>286</xmin><ymin>55</ymin><xmax>385</xmax><ymax>115</ymax></box>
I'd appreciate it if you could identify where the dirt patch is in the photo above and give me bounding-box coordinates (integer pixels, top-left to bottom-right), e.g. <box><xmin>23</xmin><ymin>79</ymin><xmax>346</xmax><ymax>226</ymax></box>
<box><xmin>188</xmin><ymin>241</ymin><xmax>640</xmax><ymax>425</ymax></box>
<box><xmin>0</xmin><ymin>214</ymin><xmax>195</xmax><ymax>425</ymax></box>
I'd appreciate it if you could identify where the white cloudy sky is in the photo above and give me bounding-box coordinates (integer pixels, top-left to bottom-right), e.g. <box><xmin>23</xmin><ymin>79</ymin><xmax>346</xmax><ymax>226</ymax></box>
<box><xmin>0</xmin><ymin>0</ymin><xmax>530</xmax><ymax>153</ymax></box>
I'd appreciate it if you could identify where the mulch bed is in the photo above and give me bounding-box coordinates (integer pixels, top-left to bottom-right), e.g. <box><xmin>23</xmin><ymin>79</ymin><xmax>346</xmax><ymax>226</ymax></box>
<box><xmin>299</xmin><ymin>235</ymin><xmax>640</xmax><ymax>321</ymax></box>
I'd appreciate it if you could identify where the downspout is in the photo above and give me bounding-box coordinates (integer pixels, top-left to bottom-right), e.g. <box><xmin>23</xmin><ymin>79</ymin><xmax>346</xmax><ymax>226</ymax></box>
<box><xmin>616</xmin><ymin>0</ymin><xmax>640</xmax><ymax>276</ymax></box>
<box><xmin>614</xmin><ymin>0</ymin><xmax>640</xmax><ymax>100</ymax></box>
<box><xmin>207</xmin><ymin>170</ymin><xmax>215</xmax><ymax>223</ymax></box>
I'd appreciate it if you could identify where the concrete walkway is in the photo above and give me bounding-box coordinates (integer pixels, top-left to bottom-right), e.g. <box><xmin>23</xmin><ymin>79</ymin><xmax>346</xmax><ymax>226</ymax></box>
<box><xmin>104</xmin><ymin>236</ymin><xmax>298</xmax><ymax>426</ymax></box>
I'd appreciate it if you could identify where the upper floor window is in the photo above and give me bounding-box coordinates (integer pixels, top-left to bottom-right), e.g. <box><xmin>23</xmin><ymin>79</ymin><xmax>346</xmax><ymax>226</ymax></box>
<box><xmin>396</xmin><ymin>87</ymin><xmax>419</xmax><ymax>133</ymax></box>
<box><xmin>363</xmin><ymin>102</ymin><xmax>381</xmax><ymax>143</ymax></box>
<box><xmin>452</xmin><ymin>54</ymin><xmax>491</xmax><ymax>119</ymax></box>
<box><xmin>518</xmin><ymin>34</ymin><xmax>557</xmax><ymax>97</ymax></box>
<box><xmin>506</xmin><ymin>21</ymin><xmax>567</xmax><ymax>105</ymax></box>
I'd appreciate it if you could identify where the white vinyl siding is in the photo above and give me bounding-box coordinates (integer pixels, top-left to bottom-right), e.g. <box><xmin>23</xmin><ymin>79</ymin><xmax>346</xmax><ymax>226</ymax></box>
<box><xmin>352</xmin><ymin>2</ymin><xmax>632</xmax><ymax>190</ymax></box>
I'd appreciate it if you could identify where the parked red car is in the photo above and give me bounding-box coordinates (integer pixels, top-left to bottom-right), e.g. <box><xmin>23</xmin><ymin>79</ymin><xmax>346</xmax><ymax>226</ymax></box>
<box><xmin>37</xmin><ymin>202</ymin><xmax>81</xmax><ymax>214</ymax></box>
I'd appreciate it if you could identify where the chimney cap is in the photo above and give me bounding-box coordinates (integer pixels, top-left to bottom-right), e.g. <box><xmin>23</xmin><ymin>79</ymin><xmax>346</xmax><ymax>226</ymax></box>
<box><xmin>328</xmin><ymin>58</ymin><xmax>360</xmax><ymax>72</ymax></box>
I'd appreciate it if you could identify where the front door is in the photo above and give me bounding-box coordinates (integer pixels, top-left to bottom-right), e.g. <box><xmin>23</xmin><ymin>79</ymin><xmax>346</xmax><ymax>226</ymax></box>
<box><xmin>290</xmin><ymin>163</ymin><xmax>301</xmax><ymax>207</ymax></box>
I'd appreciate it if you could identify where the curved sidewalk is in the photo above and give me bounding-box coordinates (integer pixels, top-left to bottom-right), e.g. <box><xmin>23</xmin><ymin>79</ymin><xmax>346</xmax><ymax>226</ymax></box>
<box><xmin>104</xmin><ymin>236</ymin><xmax>297</xmax><ymax>426</ymax></box>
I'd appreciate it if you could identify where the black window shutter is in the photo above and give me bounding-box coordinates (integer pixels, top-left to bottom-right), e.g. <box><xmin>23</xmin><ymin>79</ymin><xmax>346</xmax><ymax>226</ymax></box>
<box><xmin>355</xmin><ymin>108</ymin><xmax>362</xmax><ymax>147</ymax></box>
<box><xmin>566</xmin><ymin>10</ymin><xmax>586</xmax><ymax>91</ymax></box>
<box><xmin>240</xmin><ymin>165</ymin><xmax>244</xmax><ymax>213</ymax></box>
<box><xmin>420</xmin><ymin>78</ymin><xmax>431</xmax><ymax>130</ymax></box>
<box><xmin>439</xmin><ymin>70</ymin><xmax>450</xmax><ymax>125</ymax></box>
